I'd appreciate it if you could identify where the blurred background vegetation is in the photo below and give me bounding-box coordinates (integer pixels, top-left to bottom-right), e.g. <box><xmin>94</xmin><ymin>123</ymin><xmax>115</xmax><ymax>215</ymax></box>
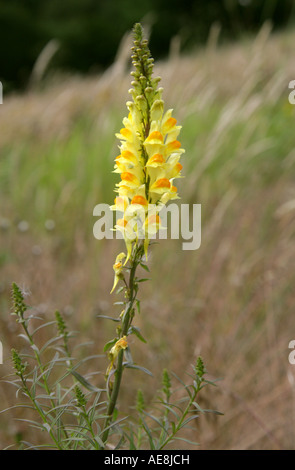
<box><xmin>1</xmin><ymin>0</ymin><xmax>295</xmax><ymax>91</ymax></box>
<box><xmin>1</xmin><ymin>0</ymin><xmax>295</xmax><ymax>451</ymax></box>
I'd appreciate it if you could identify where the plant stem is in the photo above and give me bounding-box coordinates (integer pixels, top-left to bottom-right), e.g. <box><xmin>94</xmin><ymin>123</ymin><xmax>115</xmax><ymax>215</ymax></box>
<box><xmin>19</xmin><ymin>374</ymin><xmax>63</xmax><ymax>450</ymax></box>
<box><xmin>21</xmin><ymin>318</ymin><xmax>69</xmax><ymax>444</ymax></box>
<box><xmin>158</xmin><ymin>383</ymin><xmax>201</xmax><ymax>450</ymax></box>
<box><xmin>101</xmin><ymin>245</ymin><xmax>141</xmax><ymax>447</ymax></box>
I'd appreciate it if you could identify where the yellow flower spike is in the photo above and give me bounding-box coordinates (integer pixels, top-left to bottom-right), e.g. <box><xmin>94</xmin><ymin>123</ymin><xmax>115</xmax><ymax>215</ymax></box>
<box><xmin>104</xmin><ymin>24</ymin><xmax>187</xmax><ymax>446</ymax></box>
<box><xmin>112</xmin><ymin>22</ymin><xmax>185</xmax><ymax>264</ymax></box>
<box><xmin>106</xmin><ymin>336</ymin><xmax>128</xmax><ymax>376</ymax></box>
<box><xmin>110</xmin><ymin>253</ymin><xmax>126</xmax><ymax>293</ymax></box>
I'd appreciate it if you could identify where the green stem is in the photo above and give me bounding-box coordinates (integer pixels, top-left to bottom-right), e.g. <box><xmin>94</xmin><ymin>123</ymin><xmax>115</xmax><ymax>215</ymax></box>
<box><xmin>21</xmin><ymin>320</ymin><xmax>69</xmax><ymax>444</ymax></box>
<box><xmin>158</xmin><ymin>383</ymin><xmax>201</xmax><ymax>450</ymax></box>
<box><xmin>82</xmin><ymin>407</ymin><xmax>100</xmax><ymax>450</ymax></box>
<box><xmin>19</xmin><ymin>375</ymin><xmax>63</xmax><ymax>450</ymax></box>
<box><xmin>101</xmin><ymin>246</ymin><xmax>141</xmax><ymax>447</ymax></box>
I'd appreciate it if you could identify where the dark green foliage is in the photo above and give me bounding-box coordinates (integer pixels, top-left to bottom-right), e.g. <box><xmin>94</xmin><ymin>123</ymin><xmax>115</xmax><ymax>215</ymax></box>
<box><xmin>1</xmin><ymin>0</ymin><xmax>294</xmax><ymax>90</ymax></box>
<box><xmin>6</xmin><ymin>283</ymin><xmax>221</xmax><ymax>449</ymax></box>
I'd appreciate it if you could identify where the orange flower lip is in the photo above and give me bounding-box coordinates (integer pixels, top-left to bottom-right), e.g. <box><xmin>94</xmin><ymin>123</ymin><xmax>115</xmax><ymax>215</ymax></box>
<box><xmin>131</xmin><ymin>195</ymin><xmax>148</xmax><ymax>206</ymax></box>
<box><xmin>120</xmin><ymin>128</ymin><xmax>133</xmax><ymax>140</ymax></box>
<box><xmin>145</xmin><ymin>131</ymin><xmax>164</xmax><ymax>143</ymax></box>
<box><xmin>175</xmin><ymin>163</ymin><xmax>182</xmax><ymax>172</ymax></box>
<box><xmin>167</xmin><ymin>140</ymin><xmax>181</xmax><ymax>151</ymax></box>
<box><xmin>120</xmin><ymin>172</ymin><xmax>138</xmax><ymax>183</ymax></box>
<box><xmin>115</xmin><ymin>336</ymin><xmax>128</xmax><ymax>350</ymax></box>
<box><xmin>151</xmin><ymin>178</ymin><xmax>171</xmax><ymax>189</ymax></box>
<box><xmin>113</xmin><ymin>261</ymin><xmax>122</xmax><ymax>270</ymax></box>
<box><xmin>147</xmin><ymin>153</ymin><xmax>165</xmax><ymax>165</ymax></box>
<box><xmin>118</xmin><ymin>184</ymin><xmax>132</xmax><ymax>191</ymax></box>
<box><xmin>163</xmin><ymin>117</ymin><xmax>177</xmax><ymax>133</ymax></box>
<box><xmin>120</xmin><ymin>150</ymin><xmax>137</xmax><ymax>163</ymax></box>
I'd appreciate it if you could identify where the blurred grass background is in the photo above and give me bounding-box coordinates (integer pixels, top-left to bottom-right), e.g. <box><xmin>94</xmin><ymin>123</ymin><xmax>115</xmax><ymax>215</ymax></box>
<box><xmin>1</xmin><ymin>0</ymin><xmax>295</xmax><ymax>450</ymax></box>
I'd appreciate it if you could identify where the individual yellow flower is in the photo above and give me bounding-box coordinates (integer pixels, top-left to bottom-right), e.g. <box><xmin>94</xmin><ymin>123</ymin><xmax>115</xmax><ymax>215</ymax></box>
<box><xmin>106</xmin><ymin>336</ymin><xmax>128</xmax><ymax>376</ymax></box>
<box><xmin>110</xmin><ymin>252</ymin><xmax>126</xmax><ymax>293</ymax></box>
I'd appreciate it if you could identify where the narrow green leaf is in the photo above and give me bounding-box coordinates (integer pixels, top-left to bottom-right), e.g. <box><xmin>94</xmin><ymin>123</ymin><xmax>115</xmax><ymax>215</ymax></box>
<box><xmin>136</xmin><ymin>299</ymin><xmax>141</xmax><ymax>314</ymax></box>
<box><xmin>142</xmin><ymin>410</ymin><xmax>167</xmax><ymax>432</ymax></box>
<box><xmin>97</xmin><ymin>315</ymin><xmax>120</xmax><ymax>322</ymax></box>
<box><xmin>45</xmin><ymin>352</ymin><xmax>59</xmax><ymax>381</ymax></box>
<box><xmin>39</xmin><ymin>336</ymin><xmax>61</xmax><ymax>354</ymax></box>
<box><xmin>192</xmin><ymin>401</ymin><xmax>204</xmax><ymax>413</ymax></box>
<box><xmin>30</xmin><ymin>321</ymin><xmax>57</xmax><ymax>336</ymax></box>
<box><xmin>124</xmin><ymin>364</ymin><xmax>153</xmax><ymax>377</ymax></box>
<box><xmin>116</xmin><ymin>286</ymin><xmax>125</xmax><ymax>294</ymax></box>
<box><xmin>141</xmin><ymin>418</ymin><xmax>155</xmax><ymax>450</ymax></box>
<box><xmin>140</xmin><ymin>262</ymin><xmax>150</xmax><ymax>272</ymax></box>
<box><xmin>173</xmin><ymin>436</ymin><xmax>200</xmax><ymax>446</ymax></box>
<box><xmin>202</xmin><ymin>409</ymin><xmax>224</xmax><ymax>415</ymax></box>
<box><xmin>69</xmin><ymin>370</ymin><xmax>101</xmax><ymax>393</ymax></box>
<box><xmin>160</xmin><ymin>403</ymin><xmax>180</xmax><ymax>419</ymax></box>
<box><xmin>124</xmin><ymin>347</ymin><xmax>133</xmax><ymax>366</ymax></box>
<box><xmin>180</xmin><ymin>414</ymin><xmax>200</xmax><ymax>428</ymax></box>
<box><xmin>115</xmin><ymin>435</ymin><xmax>126</xmax><ymax>450</ymax></box>
<box><xmin>129</xmin><ymin>326</ymin><xmax>147</xmax><ymax>343</ymax></box>
<box><xmin>103</xmin><ymin>338</ymin><xmax>118</xmax><ymax>352</ymax></box>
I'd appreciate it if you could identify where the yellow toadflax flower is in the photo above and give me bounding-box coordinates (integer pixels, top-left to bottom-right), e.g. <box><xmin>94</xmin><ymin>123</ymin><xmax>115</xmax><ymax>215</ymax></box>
<box><xmin>106</xmin><ymin>336</ymin><xmax>128</xmax><ymax>376</ymax></box>
<box><xmin>112</xmin><ymin>23</ymin><xmax>185</xmax><ymax>271</ymax></box>
<box><xmin>110</xmin><ymin>252</ymin><xmax>126</xmax><ymax>293</ymax></box>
